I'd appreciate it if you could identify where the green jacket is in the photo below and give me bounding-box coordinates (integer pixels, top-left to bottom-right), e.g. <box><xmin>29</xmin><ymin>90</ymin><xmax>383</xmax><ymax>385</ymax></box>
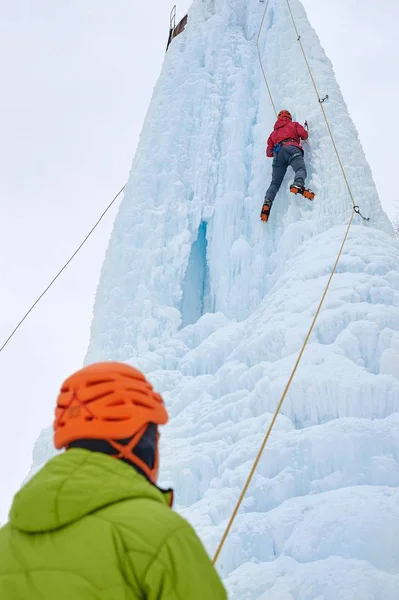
<box><xmin>0</xmin><ymin>449</ymin><xmax>227</xmax><ymax>599</ymax></box>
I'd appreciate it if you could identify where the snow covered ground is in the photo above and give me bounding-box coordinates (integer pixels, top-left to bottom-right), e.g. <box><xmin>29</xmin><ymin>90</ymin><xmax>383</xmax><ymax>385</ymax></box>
<box><xmin>31</xmin><ymin>0</ymin><xmax>399</xmax><ymax>597</ymax></box>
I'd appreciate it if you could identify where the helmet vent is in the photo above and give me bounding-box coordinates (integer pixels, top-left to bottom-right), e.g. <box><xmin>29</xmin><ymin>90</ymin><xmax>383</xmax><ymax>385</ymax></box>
<box><xmin>107</xmin><ymin>399</ymin><xmax>125</xmax><ymax>407</ymax></box>
<box><xmin>85</xmin><ymin>378</ymin><xmax>114</xmax><ymax>387</ymax></box>
<box><xmin>85</xmin><ymin>391</ymin><xmax>112</xmax><ymax>403</ymax></box>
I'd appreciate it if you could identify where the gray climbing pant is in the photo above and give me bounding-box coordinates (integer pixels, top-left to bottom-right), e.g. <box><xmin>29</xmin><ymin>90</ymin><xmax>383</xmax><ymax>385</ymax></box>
<box><xmin>265</xmin><ymin>144</ymin><xmax>307</xmax><ymax>202</ymax></box>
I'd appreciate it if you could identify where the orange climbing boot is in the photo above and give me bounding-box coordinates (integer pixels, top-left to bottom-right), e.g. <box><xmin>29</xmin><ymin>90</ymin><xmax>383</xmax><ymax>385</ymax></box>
<box><xmin>290</xmin><ymin>183</ymin><xmax>315</xmax><ymax>201</ymax></box>
<box><xmin>260</xmin><ymin>199</ymin><xmax>273</xmax><ymax>222</ymax></box>
<box><xmin>290</xmin><ymin>183</ymin><xmax>304</xmax><ymax>195</ymax></box>
<box><xmin>303</xmin><ymin>188</ymin><xmax>315</xmax><ymax>200</ymax></box>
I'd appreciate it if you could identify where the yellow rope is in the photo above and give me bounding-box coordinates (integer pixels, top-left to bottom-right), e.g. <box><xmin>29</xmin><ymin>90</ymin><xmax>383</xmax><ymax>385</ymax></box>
<box><xmin>213</xmin><ymin>0</ymin><xmax>361</xmax><ymax>565</ymax></box>
<box><xmin>285</xmin><ymin>0</ymin><xmax>356</xmax><ymax>208</ymax></box>
<box><xmin>256</xmin><ymin>0</ymin><xmax>277</xmax><ymax>118</ymax></box>
<box><xmin>212</xmin><ymin>207</ymin><xmax>355</xmax><ymax>564</ymax></box>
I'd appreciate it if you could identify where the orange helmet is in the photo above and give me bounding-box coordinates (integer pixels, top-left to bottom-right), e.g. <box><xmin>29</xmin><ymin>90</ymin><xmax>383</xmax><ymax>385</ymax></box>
<box><xmin>53</xmin><ymin>362</ymin><xmax>168</xmax><ymax>483</ymax></box>
<box><xmin>278</xmin><ymin>110</ymin><xmax>292</xmax><ymax>120</ymax></box>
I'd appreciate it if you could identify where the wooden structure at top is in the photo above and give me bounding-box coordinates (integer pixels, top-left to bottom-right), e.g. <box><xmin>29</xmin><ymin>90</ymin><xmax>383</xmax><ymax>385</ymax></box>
<box><xmin>166</xmin><ymin>6</ymin><xmax>188</xmax><ymax>51</ymax></box>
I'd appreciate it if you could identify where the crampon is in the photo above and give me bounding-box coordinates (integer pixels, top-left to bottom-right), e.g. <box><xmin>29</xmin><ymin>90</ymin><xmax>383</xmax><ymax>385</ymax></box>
<box><xmin>290</xmin><ymin>184</ymin><xmax>315</xmax><ymax>200</ymax></box>
<box><xmin>260</xmin><ymin>199</ymin><xmax>273</xmax><ymax>222</ymax></box>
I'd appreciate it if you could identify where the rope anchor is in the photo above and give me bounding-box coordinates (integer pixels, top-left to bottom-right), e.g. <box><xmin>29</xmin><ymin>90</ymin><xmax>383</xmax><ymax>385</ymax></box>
<box><xmin>353</xmin><ymin>205</ymin><xmax>370</xmax><ymax>221</ymax></box>
<box><xmin>319</xmin><ymin>94</ymin><xmax>329</xmax><ymax>104</ymax></box>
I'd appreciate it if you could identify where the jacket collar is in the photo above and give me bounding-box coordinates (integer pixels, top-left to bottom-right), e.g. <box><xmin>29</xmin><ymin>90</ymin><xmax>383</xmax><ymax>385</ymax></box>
<box><xmin>274</xmin><ymin>116</ymin><xmax>292</xmax><ymax>129</ymax></box>
<box><xmin>10</xmin><ymin>449</ymin><xmax>173</xmax><ymax>533</ymax></box>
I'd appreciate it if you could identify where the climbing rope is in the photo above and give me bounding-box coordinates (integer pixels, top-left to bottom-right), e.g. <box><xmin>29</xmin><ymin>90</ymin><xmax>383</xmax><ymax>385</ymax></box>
<box><xmin>0</xmin><ymin>185</ymin><xmax>125</xmax><ymax>354</ymax></box>
<box><xmin>285</xmin><ymin>0</ymin><xmax>368</xmax><ymax>220</ymax></box>
<box><xmin>212</xmin><ymin>208</ymin><xmax>355</xmax><ymax>564</ymax></box>
<box><xmin>256</xmin><ymin>0</ymin><xmax>277</xmax><ymax>118</ymax></box>
<box><xmin>213</xmin><ymin>0</ymin><xmax>368</xmax><ymax>564</ymax></box>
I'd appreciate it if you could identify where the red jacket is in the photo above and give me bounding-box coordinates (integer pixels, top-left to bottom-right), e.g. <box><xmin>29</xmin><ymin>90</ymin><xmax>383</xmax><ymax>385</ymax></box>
<box><xmin>266</xmin><ymin>117</ymin><xmax>308</xmax><ymax>157</ymax></box>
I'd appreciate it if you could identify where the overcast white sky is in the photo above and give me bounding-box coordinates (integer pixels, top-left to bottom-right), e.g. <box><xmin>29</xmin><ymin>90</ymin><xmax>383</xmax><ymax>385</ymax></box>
<box><xmin>0</xmin><ymin>0</ymin><xmax>398</xmax><ymax>518</ymax></box>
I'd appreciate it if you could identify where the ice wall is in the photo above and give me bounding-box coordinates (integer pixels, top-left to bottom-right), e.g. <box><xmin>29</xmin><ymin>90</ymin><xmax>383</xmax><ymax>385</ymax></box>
<box><xmin>33</xmin><ymin>0</ymin><xmax>399</xmax><ymax>598</ymax></box>
<box><xmin>85</xmin><ymin>0</ymin><xmax>392</xmax><ymax>363</ymax></box>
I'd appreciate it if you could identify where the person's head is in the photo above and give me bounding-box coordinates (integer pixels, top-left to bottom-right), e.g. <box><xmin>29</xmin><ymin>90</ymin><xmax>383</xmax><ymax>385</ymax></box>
<box><xmin>278</xmin><ymin>109</ymin><xmax>292</xmax><ymax>120</ymax></box>
<box><xmin>53</xmin><ymin>362</ymin><xmax>168</xmax><ymax>485</ymax></box>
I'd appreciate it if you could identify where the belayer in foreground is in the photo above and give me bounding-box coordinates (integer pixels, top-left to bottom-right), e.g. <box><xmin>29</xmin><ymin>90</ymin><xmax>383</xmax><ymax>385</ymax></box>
<box><xmin>0</xmin><ymin>362</ymin><xmax>227</xmax><ymax>599</ymax></box>
<box><xmin>261</xmin><ymin>109</ymin><xmax>315</xmax><ymax>222</ymax></box>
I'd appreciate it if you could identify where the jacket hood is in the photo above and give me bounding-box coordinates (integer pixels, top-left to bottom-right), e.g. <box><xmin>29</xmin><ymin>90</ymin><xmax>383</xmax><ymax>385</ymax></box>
<box><xmin>274</xmin><ymin>116</ymin><xmax>292</xmax><ymax>130</ymax></box>
<box><xmin>9</xmin><ymin>448</ymin><xmax>173</xmax><ymax>533</ymax></box>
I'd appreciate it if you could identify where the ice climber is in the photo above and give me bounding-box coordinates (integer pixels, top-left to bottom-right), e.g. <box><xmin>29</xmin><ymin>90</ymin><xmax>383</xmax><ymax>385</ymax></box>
<box><xmin>0</xmin><ymin>361</ymin><xmax>227</xmax><ymax>599</ymax></box>
<box><xmin>261</xmin><ymin>109</ymin><xmax>314</xmax><ymax>222</ymax></box>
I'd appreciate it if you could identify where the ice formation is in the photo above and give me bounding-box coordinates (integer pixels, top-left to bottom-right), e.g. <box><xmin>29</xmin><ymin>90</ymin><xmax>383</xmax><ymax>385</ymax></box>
<box><xmin>32</xmin><ymin>0</ymin><xmax>399</xmax><ymax>597</ymax></box>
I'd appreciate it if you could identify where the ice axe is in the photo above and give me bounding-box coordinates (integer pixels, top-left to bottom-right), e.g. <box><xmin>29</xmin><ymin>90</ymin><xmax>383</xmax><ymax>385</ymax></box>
<box><xmin>303</xmin><ymin>120</ymin><xmax>309</xmax><ymax>144</ymax></box>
